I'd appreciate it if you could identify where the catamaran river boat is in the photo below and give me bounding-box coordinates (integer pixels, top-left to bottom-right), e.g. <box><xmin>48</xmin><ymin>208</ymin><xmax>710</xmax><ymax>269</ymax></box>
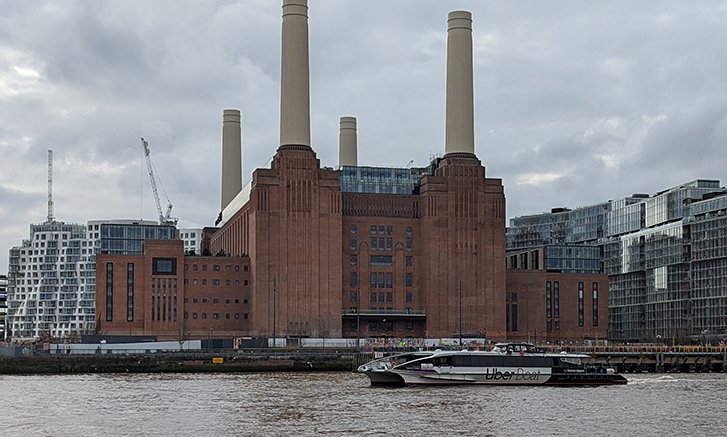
<box><xmin>358</xmin><ymin>342</ymin><xmax>627</xmax><ymax>386</ymax></box>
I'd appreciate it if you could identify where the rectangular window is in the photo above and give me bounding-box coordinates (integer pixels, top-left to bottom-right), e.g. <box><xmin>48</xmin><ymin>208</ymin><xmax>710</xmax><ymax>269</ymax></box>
<box><xmin>152</xmin><ymin>258</ymin><xmax>177</xmax><ymax>275</ymax></box>
<box><xmin>405</xmin><ymin>256</ymin><xmax>413</xmax><ymax>267</ymax></box>
<box><xmin>350</xmin><ymin>255</ymin><xmax>357</xmax><ymax>266</ymax></box>
<box><xmin>405</xmin><ymin>292</ymin><xmax>413</xmax><ymax>303</ymax></box>
<box><xmin>370</xmin><ymin>225</ymin><xmax>377</xmax><ymax>235</ymax></box>
<box><xmin>105</xmin><ymin>262</ymin><xmax>113</xmax><ymax>322</ymax></box>
<box><xmin>213</xmin><ymin>265</ymin><xmax>220</xmax><ymax>271</ymax></box>
<box><xmin>405</xmin><ymin>272</ymin><xmax>413</xmax><ymax>287</ymax></box>
<box><xmin>370</xmin><ymin>272</ymin><xmax>377</xmax><ymax>289</ymax></box>
<box><xmin>386</xmin><ymin>292</ymin><xmax>393</xmax><ymax>302</ymax></box>
<box><xmin>370</xmin><ymin>292</ymin><xmax>377</xmax><ymax>303</ymax></box>
<box><xmin>385</xmin><ymin>272</ymin><xmax>393</xmax><ymax>288</ymax></box>
<box><xmin>406</xmin><ymin>238</ymin><xmax>413</xmax><ymax>252</ymax></box>
<box><xmin>593</xmin><ymin>282</ymin><xmax>599</xmax><ymax>327</ymax></box>
<box><xmin>578</xmin><ymin>282</ymin><xmax>584</xmax><ymax>327</ymax></box>
<box><xmin>378</xmin><ymin>237</ymin><xmax>385</xmax><ymax>250</ymax></box>
<box><xmin>370</xmin><ymin>237</ymin><xmax>377</xmax><ymax>250</ymax></box>
<box><xmin>127</xmin><ymin>263</ymin><xmax>134</xmax><ymax>322</ymax></box>
<box><xmin>350</xmin><ymin>291</ymin><xmax>358</xmax><ymax>303</ymax></box>
<box><xmin>370</xmin><ymin>255</ymin><xmax>392</xmax><ymax>266</ymax></box>
<box><xmin>545</xmin><ymin>281</ymin><xmax>551</xmax><ymax>318</ymax></box>
<box><xmin>378</xmin><ymin>292</ymin><xmax>385</xmax><ymax>302</ymax></box>
<box><xmin>350</xmin><ymin>271</ymin><xmax>358</xmax><ymax>287</ymax></box>
<box><xmin>511</xmin><ymin>304</ymin><xmax>518</xmax><ymax>332</ymax></box>
<box><xmin>554</xmin><ymin>281</ymin><xmax>560</xmax><ymax>319</ymax></box>
<box><xmin>350</xmin><ymin>236</ymin><xmax>357</xmax><ymax>252</ymax></box>
<box><xmin>378</xmin><ymin>272</ymin><xmax>385</xmax><ymax>289</ymax></box>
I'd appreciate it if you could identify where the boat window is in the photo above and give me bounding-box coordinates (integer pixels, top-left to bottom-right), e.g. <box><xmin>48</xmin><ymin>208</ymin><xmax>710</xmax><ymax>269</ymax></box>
<box><xmin>560</xmin><ymin>357</ymin><xmax>582</xmax><ymax>366</ymax></box>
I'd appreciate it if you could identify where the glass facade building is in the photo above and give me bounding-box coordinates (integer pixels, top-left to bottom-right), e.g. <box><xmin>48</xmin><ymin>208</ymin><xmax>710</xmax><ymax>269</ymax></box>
<box><xmin>340</xmin><ymin>165</ymin><xmax>433</xmax><ymax>195</ymax></box>
<box><xmin>507</xmin><ymin>179</ymin><xmax>727</xmax><ymax>342</ymax></box>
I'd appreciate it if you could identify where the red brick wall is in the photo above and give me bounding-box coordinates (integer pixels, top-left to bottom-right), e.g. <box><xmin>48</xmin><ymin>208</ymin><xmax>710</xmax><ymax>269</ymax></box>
<box><xmin>506</xmin><ymin>270</ymin><xmax>608</xmax><ymax>342</ymax></box>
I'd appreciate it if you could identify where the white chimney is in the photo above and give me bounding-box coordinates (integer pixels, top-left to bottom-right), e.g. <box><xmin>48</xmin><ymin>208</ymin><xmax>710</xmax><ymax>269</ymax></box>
<box><xmin>444</xmin><ymin>11</ymin><xmax>475</xmax><ymax>156</ymax></box>
<box><xmin>279</xmin><ymin>0</ymin><xmax>311</xmax><ymax>148</ymax></box>
<box><xmin>339</xmin><ymin>116</ymin><xmax>357</xmax><ymax>167</ymax></box>
<box><xmin>221</xmin><ymin>109</ymin><xmax>242</xmax><ymax>210</ymax></box>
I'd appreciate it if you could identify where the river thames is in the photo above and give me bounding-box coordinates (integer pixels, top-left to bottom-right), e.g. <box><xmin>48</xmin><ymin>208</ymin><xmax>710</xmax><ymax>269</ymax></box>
<box><xmin>1</xmin><ymin>372</ymin><xmax>725</xmax><ymax>436</ymax></box>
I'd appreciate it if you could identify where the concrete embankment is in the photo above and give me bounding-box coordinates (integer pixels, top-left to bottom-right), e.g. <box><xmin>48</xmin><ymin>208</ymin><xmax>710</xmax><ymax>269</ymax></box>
<box><xmin>0</xmin><ymin>350</ymin><xmax>362</xmax><ymax>375</ymax></box>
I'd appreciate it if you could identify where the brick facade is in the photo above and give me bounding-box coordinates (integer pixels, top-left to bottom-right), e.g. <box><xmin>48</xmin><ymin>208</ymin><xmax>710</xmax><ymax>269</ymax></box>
<box><xmin>96</xmin><ymin>240</ymin><xmax>251</xmax><ymax>340</ymax></box>
<box><xmin>506</xmin><ymin>271</ymin><xmax>608</xmax><ymax>342</ymax></box>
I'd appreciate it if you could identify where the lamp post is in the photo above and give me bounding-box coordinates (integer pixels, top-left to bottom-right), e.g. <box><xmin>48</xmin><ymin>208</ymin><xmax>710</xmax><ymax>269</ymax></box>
<box><xmin>356</xmin><ymin>287</ymin><xmax>361</xmax><ymax>348</ymax></box>
<box><xmin>458</xmin><ymin>281</ymin><xmax>463</xmax><ymax>347</ymax></box>
<box><xmin>272</xmin><ymin>277</ymin><xmax>277</xmax><ymax>348</ymax></box>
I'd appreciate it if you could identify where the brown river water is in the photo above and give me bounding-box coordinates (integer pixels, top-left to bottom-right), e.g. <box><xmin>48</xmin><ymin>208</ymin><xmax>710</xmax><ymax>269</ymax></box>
<box><xmin>1</xmin><ymin>372</ymin><xmax>725</xmax><ymax>436</ymax></box>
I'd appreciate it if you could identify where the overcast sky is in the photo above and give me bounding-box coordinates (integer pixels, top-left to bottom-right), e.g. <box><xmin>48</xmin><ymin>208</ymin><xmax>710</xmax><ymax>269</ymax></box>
<box><xmin>2</xmin><ymin>0</ymin><xmax>727</xmax><ymax>270</ymax></box>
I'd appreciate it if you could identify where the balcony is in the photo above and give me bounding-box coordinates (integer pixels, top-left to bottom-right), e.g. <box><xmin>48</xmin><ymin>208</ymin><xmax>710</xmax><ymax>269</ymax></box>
<box><xmin>342</xmin><ymin>308</ymin><xmax>426</xmax><ymax>320</ymax></box>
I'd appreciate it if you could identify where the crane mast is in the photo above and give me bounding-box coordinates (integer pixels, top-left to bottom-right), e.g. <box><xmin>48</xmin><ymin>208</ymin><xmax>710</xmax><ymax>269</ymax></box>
<box><xmin>140</xmin><ymin>138</ymin><xmax>178</xmax><ymax>226</ymax></box>
<box><xmin>47</xmin><ymin>149</ymin><xmax>54</xmax><ymax>223</ymax></box>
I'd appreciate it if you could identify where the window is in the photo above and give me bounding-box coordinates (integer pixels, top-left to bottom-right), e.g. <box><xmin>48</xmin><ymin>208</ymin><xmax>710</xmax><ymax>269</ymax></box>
<box><xmin>153</xmin><ymin>258</ymin><xmax>176</xmax><ymax>275</ymax></box>
<box><xmin>593</xmin><ymin>282</ymin><xmax>599</xmax><ymax>327</ymax></box>
<box><xmin>226</xmin><ymin>298</ymin><xmax>231</xmax><ymax>304</ymax></box>
<box><xmin>193</xmin><ymin>298</ymin><xmax>198</xmax><ymax>303</ymax></box>
<box><xmin>234</xmin><ymin>299</ymin><xmax>240</xmax><ymax>304</ymax></box>
<box><xmin>244</xmin><ymin>266</ymin><xmax>248</xmax><ymax>272</ymax></box>
<box><xmin>235</xmin><ymin>313</ymin><xmax>240</xmax><ymax>319</ymax></box>
<box><xmin>243</xmin><ymin>313</ymin><xmax>248</xmax><ymax>319</ymax></box>
<box><xmin>370</xmin><ymin>255</ymin><xmax>392</xmax><ymax>266</ymax></box>
<box><xmin>406</xmin><ymin>238</ymin><xmax>413</xmax><ymax>252</ymax></box>
<box><xmin>406</xmin><ymin>292</ymin><xmax>413</xmax><ymax>303</ymax></box>
<box><xmin>213</xmin><ymin>265</ymin><xmax>220</xmax><ymax>271</ymax></box>
<box><xmin>202</xmin><ymin>313</ymin><xmax>207</xmax><ymax>319</ymax></box>
<box><xmin>378</xmin><ymin>292</ymin><xmax>385</xmax><ymax>302</ymax></box>
<box><xmin>386</xmin><ymin>292</ymin><xmax>392</xmax><ymax>302</ymax></box>
<box><xmin>370</xmin><ymin>292</ymin><xmax>377</xmax><ymax>303</ymax></box>
<box><xmin>350</xmin><ymin>272</ymin><xmax>358</xmax><ymax>287</ymax></box>
<box><xmin>578</xmin><ymin>282</ymin><xmax>584</xmax><ymax>327</ymax></box>
<box><xmin>405</xmin><ymin>272</ymin><xmax>413</xmax><ymax>287</ymax></box>
<box><xmin>378</xmin><ymin>272</ymin><xmax>385</xmax><ymax>289</ymax></box>
<box><xmin>193</xmin><ymin>313</ymin><xmax>198</xmax><ymax>319</ymax></box>
<box><xmin>370</xmin><ymin>237</ymin><xmax>377</xmax><ymax>251</ymax></box>
<box><xmin>226</xmin><ymin>280</ymin><xmax>231</xmax><ymax>286</ymax></box>
<box><xmin>193</xmin><ymin>264</ymin><xmax>198</xmax><ymax>271</ymax></box>
<box><xmin>546</xmin><ymin>281</ymin><xmax>551</xmax><ymax>318</ymax></box>
<box><xmin>350</xmin><ymin>236</ymin><xmax>357</xmax><ymax>252</ymax></box>
<box><xmin>350</xmin><ymin>291</ymin><xmax>358</xmax><ymax>303</ymax></box>
<box><xmin>406</xmin><ymin>226</ymin><xmax>413</xmax><ymax>236</ymax></box>
<box><xmin>370</xmin><ymin>225</ymin><xmax>377</xmax><ymax>235</ymax></box>
<box><xmin>244</xmin><ymin>280</ymin><xmax>249</xmax><ymax>286</ymax></box>
<box><xmin>105</xmin><ymin>263</ymin><xmax>113</xmax><ymax>322</ymax></box>
<box><xmin>351</xmin><ymin>224</ymin><xmax>357</xmax><ymax>234</ymax></box>
<box><xmin>370</xmin><ymin>272</ymin><xmax>377</xmax><ymax>289</ymax></box>
<box><xmin>213</xmin><ymin>279</ymin><xmax>220</xmax><ymax>286</ymax></box>
<box><xmin>202</xmin><ymin>264</ymin><xmax>207</xmax><ymax>271</ymax></box>
<box><xmin>212</xmin><ymin>298</ymin><xmax>220</xmax><ymax>304</ymax></box>
<box><xmin>405</xmin><ymin>256</ymin><xmax>413</xmax><ymax>267</ymax></box>
<box><xmin>385</xmin><ymin>272</ymin><xmax>393</xmax><ymax>288</ymax></box>
<box><xmin>386</xmin><ymin>226</ymin><xmax>393</xmax><ymax>235</ymax></box>
<box><xmin>511</xmin><ymin>304</ymin><xmax>518</xmax><ymax>332</ymax></box>
<box><xmin>127</xmin><ymin>263</ymin><xmax>134</xmax><ymax>322</ymax></box>
<box><xmin>350</xmin><ymin>255</ymin><xmax>357</xmax><ymax>266</ymax></box>
<box><xmin>225</xmin><ymin>313</ymin><xmax>230</xmax><ymax>319</ymax></box>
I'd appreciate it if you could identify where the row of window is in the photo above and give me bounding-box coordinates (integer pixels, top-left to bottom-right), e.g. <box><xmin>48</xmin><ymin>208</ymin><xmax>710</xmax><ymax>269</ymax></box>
<box><xmin>184</xmin><ymin>279</ymin><xmax>248</xmax><ymax>286</ymax></box>
<box><xmin>184</xmin><ymin>297</ymin><xmax>248</xmax><ymax>305</ymax></box>
<box><xmin>184</xmin><ymin>312</ymin><xmax>247</xmax><ymax>320</ymax></box>
<box><xmin>185</xmin><ymin>264</ymin><xmax>248</xmax><ymax>272</ymax></box>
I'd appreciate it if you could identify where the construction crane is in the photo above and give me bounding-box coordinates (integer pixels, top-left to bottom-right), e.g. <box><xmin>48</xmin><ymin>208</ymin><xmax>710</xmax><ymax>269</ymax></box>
<box><xmin>47</xmin><ymin>149</ymin><xmax>54</xmax><ymax>223</ymax></box>
<box><xmin>140</xmin><ymin>138</ymin><xmax>178</xmax><ymax>226</ymax></box>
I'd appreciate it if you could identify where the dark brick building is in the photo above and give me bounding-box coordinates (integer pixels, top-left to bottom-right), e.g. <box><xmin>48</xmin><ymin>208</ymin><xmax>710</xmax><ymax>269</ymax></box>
<box><xmin>96</xmin><ymin>240</ymin><xmax>252</xmax><ymax>340</ymax></box>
